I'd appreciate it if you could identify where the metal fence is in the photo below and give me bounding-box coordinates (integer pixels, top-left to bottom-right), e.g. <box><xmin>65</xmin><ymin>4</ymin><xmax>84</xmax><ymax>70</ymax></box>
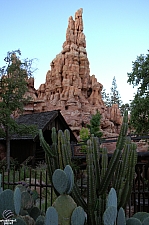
<box><xmin>1</xmin><ymin>167</ymin><xmax>54</xmax><ymax>213</ymax></box>
<box><xmin>1</xmin><ymin>162</ymin><xmax>149</xmax><ymax>217</ymax></box>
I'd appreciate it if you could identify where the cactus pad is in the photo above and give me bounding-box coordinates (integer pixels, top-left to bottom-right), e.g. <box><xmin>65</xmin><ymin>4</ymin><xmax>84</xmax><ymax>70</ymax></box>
<box><xmin>14</xmin><ymin>187</ymin><xmax>21</xmax><ymax>215</ymax></box>
<box><xmin>133</xmin><ymin>212</ymin><xmax>149</xmax><ymax>222</ymax></box>
<box><xmin>103</xmin><ymin>206</ymin><xmax>117</xmax><ymax>225</ymax></box>
<box><xmin>15</xmin><ymin>217</ymin><xmax>27</xmax><ymax>225</ymax></box>
<box><xmin>64</xmin><ymin>165</ymin><xmax>74</xmax><ymax>194</ymax></box>
<box><xmin>30</xmin><ymin>206</ymin><xmax>41</xmax><ymax>221</ymax></box>
<box><xmin>45</xmin><ymin>206</ymin><xmax>58</xmax><ymax>225</ymax></box>
<box><xmin>21</xmin><ymin>215</ymin><xmax>35</xmax><ymax>225</ymax></box>
<box><xmin>71</xmin><ymin>206</ymin><xmax>85</xmax><ymax>225</ymax></box>
<box><xmin>21</xmin><ymin>191</ymin><xmax>33</xmax><ymax>209</ymax></box>
<box><xmin>35</xmin><ymin>215</ymin><xmax>45</xmax><ymax>225</ymax></box>
<box><xmin>52</xmin><ymin>169</ymin><xmax>68</xmax><ymax>194</ymax></box>
<box><xmin>106</xmin><ymin>188</ymin><xmax>117</xmax><ymax>208</ymax></box>
<box><xmin>117</xmin><ymin>207</ymin><xmax>126</xmax><ymax>225</ymax></box>
<box><xmin>53</xmin><ymin>195</ymin><xmax>77</xmax><ymax>225</ymax></box>
<box><xmin>0</xmin><ymin>189</ymin><xmax>15</xmax><ymax>217</ymax></box>
<box><xmin>142</xmin><ymin>217</ymin><xmax>149</xmax><ymax>225</ymax></box>
<box><xmin>126</xmin><ymin>217</ymin><xmax>142</xmax><ymax>225</ymax></box>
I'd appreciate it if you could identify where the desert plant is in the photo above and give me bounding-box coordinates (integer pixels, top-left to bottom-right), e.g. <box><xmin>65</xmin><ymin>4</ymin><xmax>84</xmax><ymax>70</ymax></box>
<box><xmin>103</xmin><ymin>188</ymin><xmax>149</xmax><ymax>225</ymax></box>
<box><xmin>0</xmin><ymin>181</ymin><xmax>43</xmax><ymax>225</ymax></box>
<box><xmin>44</xmin><ymin>165</ymin><xmax>85</xmax><ymax>225</ymax></box>
<box><xmin>39</xmin><ymin>111</ymin><xmax>137</xmax><ymax>225</ymax></box>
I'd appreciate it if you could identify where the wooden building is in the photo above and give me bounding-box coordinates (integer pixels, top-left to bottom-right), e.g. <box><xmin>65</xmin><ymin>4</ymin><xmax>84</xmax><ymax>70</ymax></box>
<box><xmin>0</xmin><ymin>110</ymin><xmax>77</xmax><ymax>165</ymax></box>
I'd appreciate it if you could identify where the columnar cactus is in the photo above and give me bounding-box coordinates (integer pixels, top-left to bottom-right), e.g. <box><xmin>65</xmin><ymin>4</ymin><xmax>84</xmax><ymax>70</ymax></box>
<box><xmin>39</xmin><ymin>111</ymin><xmax>137</xmax><ymax>225</ymax></box>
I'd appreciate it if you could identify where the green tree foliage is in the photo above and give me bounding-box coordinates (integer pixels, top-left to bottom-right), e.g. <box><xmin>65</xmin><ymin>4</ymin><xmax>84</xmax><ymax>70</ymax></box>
<box><xmin>101</xmin><ymin>88</ymin><xmax>111</xmax><ymax>107</ymax></box>
<box><xmin>79</xmin><ymin>127</ymin><xmax>90</xmax><ymax>141</ymax></box>
<box><xmin>87</xmin><ymin>111</ymin><xmax>103</xmax><ymax>138</ymax></box>
<box><xmin>120</xmin><ymin>103</ymin><xmax>130</xmax><ymax>116</ymax></box>
<box><xmin>79</xmin><ymin>112</ymin><xmax>102</xmax><ymax>153</ymax></box>
<box><xmin>110</xmin><ymin>76</ymin><xmax>122</xmax><ymax>107</ymax></box>
<box><xmin>0</xmin><ymin>50</ymin><xmax>37</xmax><ymax>169</ymax></box>
<box><xmin>101</xmin><ymin>77</ymin><xmax>122</xmax><ymax>108</ymax></box>
<box><xmin>79</xmin><ymin>127</ymin><xmax>90</xmax><ymax>153</ymax></box>
<box><xmin>127</xmin><ymin>50</ymin><xmax>149</xmax><ymax>134</ymax></box>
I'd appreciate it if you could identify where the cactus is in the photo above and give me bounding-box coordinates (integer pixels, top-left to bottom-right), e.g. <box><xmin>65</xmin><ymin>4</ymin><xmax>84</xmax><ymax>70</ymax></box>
<box><xmin>0</xmin><ymin>189</ymin><xmax>15</xmax><ymax>218</ymax></box>
<box><xmin>142</xmin><ymin>217</ymin><xmax>149</xmax><ymax>225</ymax></box>
<box><xmin>117</xmin><ymin>208</ymin><xmax>126</xmax><ymax>225</ymax></box>
<box><xmin>103</xmin><ymin>188</ymin><xmax>149</xmax><ymax>225</ymax></box>
<box><xmin>45</xmin><ymin>207</ymin><xmax>58</xmax><ymax>225</ymax></box>
<box><xmin>133</xmin><ymin>212</ymin><xmax>149</xmax><ymax>222</ymax></box>
<box><xmin>103</xmin><ymin>188</ymin><xmax>126</xmax><ymax>225</ymax></box>
<box><xmin>0</xmin><ymin>183</ymin><xmax>42</xmax><ymax>224</ymax></box>
<box><xmin>21</xmin><ymin>214</ymin><xmax>35</xmax><ymax>225</ymax></box>
<box><xmin>35</xmin><ymin>215</ymin><xmax>45</xmax><ymax>225</ymax></box>
<box><xmin>14</xmin><ymin>187</ymin><xmax>21</xmax><ymax>215</ymax></box>
<box><xmin>48</xmin><ymin>165</ymin><xmax>85</xmax><ymax>225</ymax></box>
<box><xmin>103</xmin><ymin>206</ymin><xmax>117</xmax><ymax>225</ymax></box>
<box><xmin>15</xmin><ymin>217</ymin><xmax>27</xmax><ymax>225</ymax></box>
<box><xmin>126</xmin><ymin>213</ymin><xmax>149</xmax><ymax>225</ymax></box>
<box><xmin>30</xmin><ymin>207</ymin><xmax>41</xmax><ymax>222</ymax></box>
<box><xmin>126</xmin><ymin>217</ymin><xmax>142</xmax><ymax>225</ymax></box>
<box><xmin>71</xmin><ymin>206</ymin><xmax>86</xmax><ymax>225</ymax></box>
<box><xmin>39</xmin><ymin>110</ymin><xmax>137</xmax><ymax>225</ymax></box>
<box><xmin>21</xmin><ymin>191</ymin><xmax>34</xmax><ymax>210</ymax></box>
<box><xmin>64</xmin><ymin>165</ymin><xmax>74</xmax><ymax>194</ymax></box>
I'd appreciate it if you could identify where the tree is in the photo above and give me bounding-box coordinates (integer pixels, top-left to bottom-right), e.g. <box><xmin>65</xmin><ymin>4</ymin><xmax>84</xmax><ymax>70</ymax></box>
<box><xmin>101</xmin><ymin>87</ymin><xmax>111</xmax><ymax>107</ymax></box>
<box><xmin>120</xmin><ymin>103</ymin><xmax>130</xmax><ymax>116</ymax></box>
<box><xmin>87</xmin><ymin>111</ymin><xmax>103</xmax><ymax>138</ymax></box>
<box><xmin>127</xmin><ymin>50</ymin><xmax>149</xmax><ymax>134</ymax></box>
<box><xmin>79</xmin><ymin>111</ymin><xmax>103</xmax><ymax>153</ymax></box>
<box><xmin>101</xmin><ymin>77</ymin><xmax>122</xmax><ymax>108</ymax></box>
<box><xmin>0</xmin><ymin>50</ymin><xmax>37</xmax><ymax>170</ymax></box>
<box><xmin>110</xmin><ymin>76</ymin><xmax>122</xmax><ymax>107</ymax></box>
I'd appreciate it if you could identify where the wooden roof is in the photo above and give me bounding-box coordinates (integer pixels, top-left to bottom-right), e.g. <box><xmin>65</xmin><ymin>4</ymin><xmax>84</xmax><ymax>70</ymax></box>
<box><xmin>5</xmin><ymin>110</ymin><xmax>77</xmax><ymax>142</ymax></box>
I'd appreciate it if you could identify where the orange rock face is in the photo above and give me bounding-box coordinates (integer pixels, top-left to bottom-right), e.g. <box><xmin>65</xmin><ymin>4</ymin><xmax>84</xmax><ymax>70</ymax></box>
<box><xmin>24</xmin><ymin>8</ymin><xmax>122</xmax><ymax>139</ymax></box>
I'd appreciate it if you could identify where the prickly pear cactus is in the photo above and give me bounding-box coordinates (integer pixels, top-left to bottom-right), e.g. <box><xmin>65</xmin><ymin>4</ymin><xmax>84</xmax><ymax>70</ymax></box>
<box><xmin>103</xmin><ymin>188</ymin><xmax>127</xmax><ymax>225</ymax></box>
<box><xmin>51</xmin><ymin>165</ymin><xmax>85</xmax><ymax>225</ymax></box>
<box><xmin>53</xmin><ymin>194</ymin><xmax>77</xmax><ymax>225</ymax></box>
<box><xmin>117</xmin><ymin>208</ymin><xmax>126</xmax><ymax>225</ymax></box>
<box><xmin>21</xmin><ymin>191</ymin><xmax>34</xmax><ymax>210</ymax></box>
<box><xmin>14</xmin><ymin>187</ymin><xmax>21</xmax><ymax>215</ymax></box>
<box><xmin>45</xmin><ymin>207</ymin><xmax>58</xmax><ymax>225</ymax></box>
<box><xmin>29</xmin><ymin>206</ymin><xmax>41</xmax><ymax>222</ymax></box>
<box><xmin>71</xmin><ymin>206</ymin><xmax>86</xmax><ymax>225</ymax></box>
<box><xmin>126</xmin><ymin>217</ymin><xmax>142</xmax><ymax>225</ymax></box>
<box><xmin>0</xmin><ymin>189</ymin><xmax>15</xmax><ymax>218</ymax></box>
<box><xmin>21</xmin><ymin>215</ymin><xmax>35</xmax><ymax>225</ymax></box>
<box><xmin>15</xmin><ymin>217</ymin><xmax>27</xmax><ymax>225</ymax></box>
<box><xmin>35</xmin><ymin>215</ymin><xmax>45</xmax><ymax>225</ymax></box>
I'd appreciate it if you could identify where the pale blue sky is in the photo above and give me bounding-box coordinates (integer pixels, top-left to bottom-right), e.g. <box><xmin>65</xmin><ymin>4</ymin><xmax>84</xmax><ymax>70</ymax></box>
<box><xmin>0</xmin><ymin>0</ymin><xmax>149</xmax><ymax>104</ymax></box>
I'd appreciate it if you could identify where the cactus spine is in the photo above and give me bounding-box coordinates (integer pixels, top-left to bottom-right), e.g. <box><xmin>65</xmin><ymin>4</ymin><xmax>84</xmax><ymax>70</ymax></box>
<box><xmin>39</xmin><ymin>111</ymin><xmax>137</xmax><ymax>225</ymax></box>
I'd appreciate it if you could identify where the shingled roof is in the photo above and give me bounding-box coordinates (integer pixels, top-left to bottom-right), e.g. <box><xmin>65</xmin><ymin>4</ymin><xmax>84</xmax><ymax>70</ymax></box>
<box><xmin>11</xmin><ymin>110</ymin><xmax>77</xmax><ymax>141</ymax></box>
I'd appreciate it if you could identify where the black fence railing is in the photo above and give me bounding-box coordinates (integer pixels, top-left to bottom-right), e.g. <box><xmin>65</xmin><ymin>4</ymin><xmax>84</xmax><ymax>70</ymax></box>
<box><xmin>1</xmin><ymin>162</ymin><xmax>149</xmax><ymax>217</ymax></box>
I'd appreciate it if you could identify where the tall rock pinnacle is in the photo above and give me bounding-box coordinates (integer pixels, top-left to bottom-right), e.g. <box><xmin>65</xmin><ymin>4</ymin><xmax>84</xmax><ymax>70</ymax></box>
<box><xmin>25</xmin><ymin>9</ymin><xmax>122</xmax><ymax>139</ymax></box>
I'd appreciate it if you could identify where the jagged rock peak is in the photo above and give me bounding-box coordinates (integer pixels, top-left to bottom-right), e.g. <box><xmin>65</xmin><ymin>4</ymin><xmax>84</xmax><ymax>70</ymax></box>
<box><xmin>62</xmin><ymin>8</ymin><xmax>86</xmax><ymax>51</ymax></box>
<box><xmin>24</xmin><ymin>9</ymin><xmax>122</xmax><ymax>140</ymax></box>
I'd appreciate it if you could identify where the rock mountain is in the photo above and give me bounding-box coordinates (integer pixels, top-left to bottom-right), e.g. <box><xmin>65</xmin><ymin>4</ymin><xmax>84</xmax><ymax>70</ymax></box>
<box><xmin>24</xmin><ymin>8</ymin><xmax>122</xmax><ymax>139</ymax></box>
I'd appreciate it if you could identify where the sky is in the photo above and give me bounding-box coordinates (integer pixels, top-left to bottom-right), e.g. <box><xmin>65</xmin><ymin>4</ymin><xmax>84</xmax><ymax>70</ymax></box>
<box><xmin>0</xmin><ymin>0</ymin><xmax>149</xmax><ymax>104</ymax></box>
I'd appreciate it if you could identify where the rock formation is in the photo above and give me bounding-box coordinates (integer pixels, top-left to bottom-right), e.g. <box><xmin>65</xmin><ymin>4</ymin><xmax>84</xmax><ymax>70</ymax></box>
<box><xmin>24</xmin><ymin>8</ymin><xmax>122</xmax><ymax>139</ymax></box>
